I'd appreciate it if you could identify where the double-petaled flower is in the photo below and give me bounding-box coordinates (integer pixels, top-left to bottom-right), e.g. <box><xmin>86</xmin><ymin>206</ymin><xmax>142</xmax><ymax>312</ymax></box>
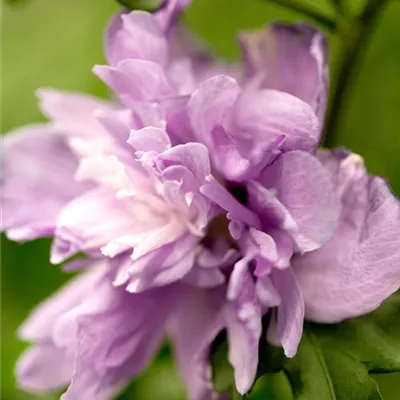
<box><xmin>2</xmin><ymin>1</ymin><xmax>399</xmax><ymax>399</ymax></box>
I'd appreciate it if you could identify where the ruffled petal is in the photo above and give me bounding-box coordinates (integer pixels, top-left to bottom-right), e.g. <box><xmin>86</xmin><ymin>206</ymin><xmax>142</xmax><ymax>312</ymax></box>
<box><xmin>51</xmin><ymin>188</ymin><xmax>135</xmax><ymax>263</ymax></box>
<box><xmin>128</xmin><ymin>126</ymin><xmax>171</xmax><ymax>153</ymax></box>
<box><xmin>229</xmin><ymin>88</ymin><xmax>320</xmax><ymax>154</ymax></box>
<box><xmin>37</xmin><ymin>89</ymin><xmax>120</xmax><ymax>157</ymax></box>
<box><xmin>239</xmin><ymin>23</ymin><xmax>328</xmax><ymax>121</ymax></box>
<box><xmin>168</xmin><ymin>284</ymin><xmax>225</xmax><ymax>400</ymax></box>
<box><xmin>19</xmin><ymin>262</ymin><xmax>180</xmax><ymax>400</ymax></box>
<box><xmin>105</xmin><ymin>11</ymin><xmax>168</xmax><ymax>67</ymax></box>
<box><xmin>189</xmin><ymin>75</ymin><xmax>319</xmax><ymax>181</ymax></box>
<box><xmin>94</xmin><ymin>59</ymin><xmax>173</xmax><ymax>102</ymax></box>
<box><xmin>112</xmin><ymin>233</ymin><xmax>197</xmax><ymax>287</ymax></box>
<box><xmin>188</xmin><ymin>75</ymin><xmax>240</xmax><ymax>149</ymax></box>
<box><xmin>1</xmin><ymin>125</ymin><xmax>87</xmax><ymax>241</ymax></box>
<box><xmin>60</xmin><ymin>281</ymin><xmax>179</xmax><ymax>400</ymax></box>
<box><xmin>294</xmin><ymin>152</ymin><xmax>400</xmax><ymax>322</ymax></box>
<box><xmin>156</xmin><ymin>142</ymin><xmax>211</xmax><ymax>182</ymax></box>
<box><xmin>257</xmin><ymin>150</ymin><xmax>341</xmax><ymax>252</ymax></box>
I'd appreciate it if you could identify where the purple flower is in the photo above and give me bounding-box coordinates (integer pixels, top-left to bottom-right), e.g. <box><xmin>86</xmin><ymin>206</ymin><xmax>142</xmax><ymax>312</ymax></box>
<box><xmin>16</xmin><ymin>261</ymin><xmax>183</xmax><ymax>400</ymax></box>
<box><xmin>2</xmin><ymin>3</ymin><xmax>400</xmax><ymax>399</ymax></box>
<box><xmin>294</xmin><ymin>149</ymin><xmax>400</xmax><ymax>322</ymax></box>
<box><xmin>239</xmin><ymin>23</ymin><xmax>328</xmax><ymax>121</ymax></box>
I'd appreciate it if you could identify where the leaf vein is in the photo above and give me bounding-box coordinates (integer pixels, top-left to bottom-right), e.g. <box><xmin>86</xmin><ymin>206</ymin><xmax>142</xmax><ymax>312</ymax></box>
<box><xmin>307</xmin><ymin>329</ymin><xmax>337</xmax><ymax>400</ymax></box>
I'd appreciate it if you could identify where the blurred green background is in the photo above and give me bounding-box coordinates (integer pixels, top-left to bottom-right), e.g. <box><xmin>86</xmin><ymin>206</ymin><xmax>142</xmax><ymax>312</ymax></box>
<box><xmin>2</xmin><ymin>0</ymin><xmax>400</xmax><ymax>398</ymax></box>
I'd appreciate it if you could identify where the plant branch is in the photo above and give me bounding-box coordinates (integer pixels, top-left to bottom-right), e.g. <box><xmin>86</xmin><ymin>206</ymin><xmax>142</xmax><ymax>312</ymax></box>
<box><xmin>264</xmin><ymin>0</ymin><xmax>337</xmax><ymax>32</ymax></box>
<box><xmin>321</xmin><ymin>0</ymin><xmax>390</xmax><ymax>148</ymax></box>
<box><xmin>331</xmin><ymin>0</ymin><xmax>345</xmax><ymax>16</ymax></box>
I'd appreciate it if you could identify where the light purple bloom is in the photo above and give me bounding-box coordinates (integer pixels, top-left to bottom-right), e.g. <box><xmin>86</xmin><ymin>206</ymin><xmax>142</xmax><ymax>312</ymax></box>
<box><xmin>294</xmin><ymin>149</ymin><xmax>400</xmax><ymax>322</ymax></box>
<box><xmin>2</xmin><ymin>2</ymin><xmax>400</xmax><ymax>399</ymax></box>
<box><xmin>239</xmin><ymin>23</ymin><xmax>328</xmax><ymax>121</ymax></box>
<box><xmin>16</xmin><ymin>261</ymin><xmax>182</xmax><ymax>399</ymax></box>
<box><xmin>1</xmin><ymin>125</ymin><xmax>90</xmax><ymax>241</ymax></box>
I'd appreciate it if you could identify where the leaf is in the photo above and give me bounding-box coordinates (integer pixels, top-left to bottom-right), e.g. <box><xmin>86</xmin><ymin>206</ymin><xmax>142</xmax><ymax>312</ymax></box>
<box><xmin>211</xmin><ymin>293</ymin><xmax>400</xmax><ymax>399</ymax></box>
<box><xmin>282</xmin><ymin>292</ymin><xmax>400</xmax><ymax>400</ymax></box>
<box><xmin>210</xmin><ymin>331</ymin><xmax>238</xmax><ymax>397</ymax></box>
<box><xmin>284</xmin><ymin>328</ymin><xmax>382</xmax><ymax>400</ymax></box>
<box><xmin>5</xmin><ymin>0</ymin><xmax>31</xmax><ymax>5</ymax></box>
<box><xmin>117</xmin><ymin>0</ymin><xmax>164</xmax><ymax>11</ymax></box>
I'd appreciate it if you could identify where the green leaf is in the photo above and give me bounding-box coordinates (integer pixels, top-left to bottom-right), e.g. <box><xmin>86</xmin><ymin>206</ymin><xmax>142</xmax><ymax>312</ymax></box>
<box><xmin>282</xmin><ymin>292</ymin><xmax>400</xmax><ymax>400</ymax></box>
<box><xmin>211</xmin><ymin>294</ymin><xmax>400</xmax><ymax>399</ymax></box>
<box><xmin>210</xmin><ymin>331</ymin><xmax>237</xmax><ymax>397</ymax></box>
<box><xmin>284</xmin><ymin>328</ymin><xmax>382</xmax><ymax>400</ymax></box>
<box><xmin>117</xmin><ymin>0</ymin><xmax>164</xmax><ymax>11</ymax></box>
<box><xmin>5</xmin><ymin>0</ymin><xmax>31</xmax><ymax>5</ymax></box>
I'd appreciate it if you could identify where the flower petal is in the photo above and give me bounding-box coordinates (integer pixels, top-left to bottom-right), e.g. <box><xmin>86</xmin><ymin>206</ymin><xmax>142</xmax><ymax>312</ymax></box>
<box><xmin>188</xmin><ymin>75</ymin><xmax>240</xmax><ymax>151</ymax></box>
<box><xmin>229</xmin><ymin>88</ymin><xmax>320</xmax><ymax>156</ymax></box>
<box><xmin>258</xmin><ymin>150</ymin><xmax>341</xmax><ymax>252</ymax></box>
<box><xmin>225</xmin><ymin>258</ymin><xmax>262</xmax><ymax>394</ymax></box>
<box><xmin>168</xmin><ymin>284</ymin><xmax>225</xmax><ymax>400</ymax></box>
<box><xmin>295</xmin><ymin>166</ymin><xmax>400</xmax><ymax>322</ymax></box>
<box><xmin>37</xmin><ymin>89</ymin><xmax>119</xmax><ymax>157</ymax></box>
<box><xmin>58</xmin><ymin>280</ymin><xmax>180</xmax><ymax>400</ymax></box>
<box><xmin>19</xmin><ymin>263</ymin><xmax>105</xmax><ymax>342</ymax></box>
<box><xmin>106</xmin><ymin>11</ymin><xmax>168</xmax><ymax>66</ymax></box>
<box><xmin>94</xmin><ymin>59</ymin><xmax>173</xmax><ymax>102</ymax></box>
<box><xmin>155</xmin><ymin>0</ymin><xmax>193</xmax><ymax>32</ymax></box>
<box><xmin>51</xmin><ymin>188</ymin><xmax>134</xmax><ymax>263</ymax></box>
<box><xmin>16</xmin><ymin>344</ymin><xmax>72</xmax><ymax>394</ymax></box>
<box><xmin>1</xmin><ymin>125</ymin><xmax>87</xmax><ymax>241</ymax></box>
<box><xmin>239</xmin><ymin>23</ymin><xmax>328</xmax><ymax>120</ymax></box>
<box><xmin>268</xmin><ymin>268</ymin><xmax>304</xmax><ymax>357</ymax></box>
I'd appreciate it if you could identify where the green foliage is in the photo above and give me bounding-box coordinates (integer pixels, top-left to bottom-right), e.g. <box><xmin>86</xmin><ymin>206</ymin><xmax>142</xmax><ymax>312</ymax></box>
<box><xmin>2</xmin><ymin>0</ymin><xmax>400</xmax><ymax>399</ymax></box>
<box><xmin>283</xmin><ymin>293</ymin><xmax>400</xmax><ymax>400</ymax></box>
<box><xmin>210</xmin><ymin>332</ymin><xmax>238</xmax><ymax>397</ymax></box>
<box><xmin>212</xmin><ymin>293</ymin><xmax>400</xmax><ymax>399</ymax></box>
<box><xmin>5</xmin><ymin>0</ymin><xmax>29</xmax><ymax>4</ymax></box>
<box><xmin>117</xmin><ymin>0</ymin><xmax>164</xmax><ymax>11</ymax></box>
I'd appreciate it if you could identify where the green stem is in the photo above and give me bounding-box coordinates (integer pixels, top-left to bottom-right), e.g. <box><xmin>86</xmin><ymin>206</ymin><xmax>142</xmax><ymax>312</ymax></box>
<box><xmin>321</xmin><ymin>0</ymin><xmax>390</xmax><ymax>148</ymax></box>
<box><xmin>331</xmin><ymin>0</ymin><xmax>345</xmax><ymax>16</ymax></box>
<box><xmin>266</xmin><ymin>0</ymin><xmax>337</xmax><ymax>32</ymax></box>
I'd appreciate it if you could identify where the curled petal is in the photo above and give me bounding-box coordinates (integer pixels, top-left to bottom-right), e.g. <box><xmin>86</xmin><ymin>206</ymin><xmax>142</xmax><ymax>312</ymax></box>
<box><xmin>128</xmin><ymin>126</ymin><xmax>171</xmax><ymax>153</ymax></box>
<box><xmin>239</xmin><ymin>23</ymin><xmax>328</xmax><ymax>120</ymax></box>
<box><xmin>94</xmin><ymin>59</ymin><xmax>173</xmax><ymax>102</ymax></box>
<box><xmin>157</xmin><ymin>142</ymin><xmax>211</xmax><ymax>182</ymax></box>
<box><xmin>258</xmin><ymin>150</ymin><xmax>341</xmax><ymax>252</ymax></box>
<box><xmin>221</xmin><ymin>86</ymin><xmax>320</xmax><ymax>181</ymax></box>
<box><xmin>201</xmin><ymin>176</ymin><xmax>261</xmax><ymax>233</ymax></box>
<box><xmin>189</xmin><ymin>75</ymin><xmax>240</xmax><ymax>150</ymax></box>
